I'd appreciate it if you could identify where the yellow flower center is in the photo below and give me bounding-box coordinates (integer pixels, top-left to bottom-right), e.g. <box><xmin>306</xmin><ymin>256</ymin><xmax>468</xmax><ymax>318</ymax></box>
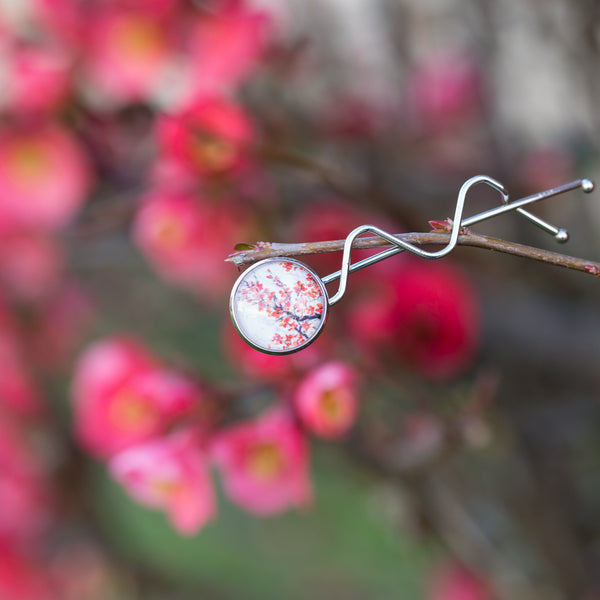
<box><xmin>152</xmin><ymin>215</ymin><xmax>185</xmax><ymax>249</ymax></box>
<box><xmin>152</xmin><ymin>478</ymin><xmax>183</xmax><ymax>497</ymax></box>
<box><xmin>191</xmin><ymin>132</ymin><xmax>236</xmax><ymax>172</ymax></box>
<box><xmin>108</xmin><ymin>390</ymin><xmax>159</xmax><ymax>432</ymax></box>
<box><xmin>112</xmin><ymin>16</ymin><xmax>166</xmax><ymax>60</ymax></box>
<box><xmin>7</xmin><ymin>141</ymin><xmax>51</xmax><ymax>185</ymax></box>
<box><xmin>320</xmin><ymin>389</ymin><xmax>344</xmax><ymax>422</ymax></box>
<box><xmin>247</xmin><ymin>441</ymin><xmax>285</xmax><ymax>481</ymax></box>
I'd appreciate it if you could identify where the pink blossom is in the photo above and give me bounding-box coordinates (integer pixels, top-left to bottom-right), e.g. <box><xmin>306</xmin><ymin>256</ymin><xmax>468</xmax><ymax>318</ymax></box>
<box><xmin>133</xmin><ymin>190</ymin><xmax>246</xmax><ymax>299</ymax></box>
<box><xmin>83</xmin><ymin>7</ymin><xmax>174</xmax><ymax>104</ymax></box>
<box><xmin>0</xmin><ymin>545</ymin><xmax>54</xmax><ymax>600</ymax></box>
<box><xmin>0</xmin><ymin>125</ymin><xmax>91</xmax><ymax>230</ymax></box>
<box><xmin>110</xmin><ymin>430</ymin><xmax>216</xmax><ymax>535</ymax></box>
<box><xmin>348</xmin><ymin>261</ymin><xmax>480</xmax><ymax>379</ymax></box>
<box><xmin>223</xmin><ymin>318</ymin><xmax>327</xmax><ymax>383</ymax></box>
<box><xmin>428</xmin><ymin>563</ymin><xmax>492</xmax><ymax>600</ymax></box>
<box><xmin>183</xmin><ymin>1</ymin><xmax>271</xmax><ymax>103</ymax></box>
<box><xmin>3</xmin><ymin>44</ymin><xmax>72</xmax><ymax>115</ymax></box>
<box><xmin>211</xmin><ymin>408</ymin><xmax>312</xmax><ymax>515</ymax></box>
<box><xmin>293</xmin><ymin>361</ymin><xmax>359</xmax><ymax>439</ymax></box>
<box><xmin>405</xmin><ymin>54</ymin><xmax>484</xmax><ymax>134</ymax></box>
<box><xmin>31</xmin><ymin>0</ymin><xmax>87</xmax><ymax>47</ymax></box>
<box><xmin>72</xmin><ymin>337</ymin><xmax>205</xmax><ymax>458</ymax></box>
<box><xmin>157</xmin><ymin>96</ymin><xmax>255</xmax><ymax>177</ymax></box>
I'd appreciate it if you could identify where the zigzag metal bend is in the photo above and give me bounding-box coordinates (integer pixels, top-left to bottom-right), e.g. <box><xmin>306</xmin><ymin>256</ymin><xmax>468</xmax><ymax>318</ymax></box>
<box><xmin>229</xmin><ymin>175</ymin><xmax>593</xmax><ymax>355</ymax></box>
<box><xmin>324</xmin><ymin>175</ymin><xmax>594</xmax><ymax>305</ymax></box>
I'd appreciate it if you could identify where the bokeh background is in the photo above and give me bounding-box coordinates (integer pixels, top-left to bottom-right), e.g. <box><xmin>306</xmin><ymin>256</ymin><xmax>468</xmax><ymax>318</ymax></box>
<box><xmin>1</xmin><ymin>0</ymin><xmax>600</xmax><ymax>599</ymax></box>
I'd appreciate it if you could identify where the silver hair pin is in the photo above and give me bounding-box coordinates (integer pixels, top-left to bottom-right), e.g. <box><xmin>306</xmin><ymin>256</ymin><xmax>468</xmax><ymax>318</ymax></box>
<box><xmin>230</xmin><ymin>175</ymin><xmax>594</xmax><ymax>355</ymax></box>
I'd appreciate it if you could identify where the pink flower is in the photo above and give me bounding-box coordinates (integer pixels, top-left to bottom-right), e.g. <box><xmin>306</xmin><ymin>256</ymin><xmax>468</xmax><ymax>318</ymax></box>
<box><xmin>0</xmin><ymin>125</ymin><xmax>91</xmax><ymax>230</ymax></box>
<box><xmin>428</xmin><ymin>563</ymin><xmax>492</xmax><ymax>600</ymax></box>
<box><xmin>83</xmin><ymin>7</ymin><xmax>174</xmax><ymax>104</ymax></box>
<box><xmin>109</xmin><ymin>430</ymin><xmax>216</xmax><ymax>535</ymax></box>
<box><xmin>223</xmin><ymin>317</ymin><xmax>328</xmax><ymax>383</ymax></box>
<box><xmin>72</xmin><ymin>337</ymin><xmax>206</xmax><ymax>458</ymax></box>
<box><xmin>157</xmin><ymin>96</ymin><xmax>255</xmax><ymax>177</ymax></box>
<box><xmin>0</xmin><ymin>545</ymin><xmax>53</xmax><ymax>600</ymax></box>
<box><xmin>348</xmin><ymin>261</ymin><xmax>480</xmax><ymax>379</ymax></box>
<box><xmin>3</xmin><ymin>44</ymin><xmax>72</xmax><ymax>115</ymax></box>
<box><xmin>293</xmin><ymin>361</ymin><xmax>359</xmax><ymax>439</ymax></box>
<box><xmin>405</xmin><ymin>54</ymin><xmax>483</xmax><ymax>134</ymax></box>
<box><xmin>211</xmin><ymin>408</ymin><xmax>312</xmax><ymax>515</ymax></box>
<box><xmin>31</xmin><ymin>0</ymin><xmax>87</xmax><ymax>47</ymax></box>
<box><xmin>133</xmin><ymin>190</ymin><xmax>246</xmax><ymax>299</ymax></box>
<box><xmin>183</xmin><ymin>1</ymin><xmax>271</xmax><ymax>103</ymax></box>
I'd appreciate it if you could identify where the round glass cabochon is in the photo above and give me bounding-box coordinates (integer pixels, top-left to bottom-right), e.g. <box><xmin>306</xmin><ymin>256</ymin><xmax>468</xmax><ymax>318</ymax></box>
<box><xmin>230</xmin><ymin>258</ymin><xmax>328</xmax><ymax>354</ymax></box>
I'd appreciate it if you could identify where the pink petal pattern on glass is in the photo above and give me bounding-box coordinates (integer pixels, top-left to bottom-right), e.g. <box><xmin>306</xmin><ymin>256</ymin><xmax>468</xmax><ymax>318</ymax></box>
<box><xmin>231</xmin><ymin>260</ymin><xmax>326</xmax><ymax>353</ymax></box>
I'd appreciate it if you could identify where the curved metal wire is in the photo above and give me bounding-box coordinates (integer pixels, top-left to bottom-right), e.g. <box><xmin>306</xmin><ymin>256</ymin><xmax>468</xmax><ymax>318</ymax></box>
<box><xmin>326</xmin><ymin>176</ymin><xmax>594</xmax><ymax>306</ymax></box>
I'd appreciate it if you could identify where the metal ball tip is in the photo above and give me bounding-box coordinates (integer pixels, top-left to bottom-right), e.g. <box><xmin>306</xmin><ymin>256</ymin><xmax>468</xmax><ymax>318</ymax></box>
<box><xmin>581</xmin><ymin>179</ymin><xmax>595</xmax><ymax>193</ymax></box>
<box><xmin>555</xmin><ymin>229</ymin><xmax>569</xmax><ymax>243</ymax></box>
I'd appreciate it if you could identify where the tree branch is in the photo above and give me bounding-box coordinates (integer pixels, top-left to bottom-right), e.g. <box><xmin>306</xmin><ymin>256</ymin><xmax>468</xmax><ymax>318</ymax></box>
<box><xmin>226</xmin><ymin>231</ymin><xmax>600</xmax><ymax>277</ymax></box>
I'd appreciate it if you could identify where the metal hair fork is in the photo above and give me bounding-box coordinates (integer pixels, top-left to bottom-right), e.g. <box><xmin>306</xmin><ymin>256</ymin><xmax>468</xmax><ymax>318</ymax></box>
<box><xmin>229</xmin><ymin>175</ymin><xmax>594</xmax><ymax>354</ymax></box>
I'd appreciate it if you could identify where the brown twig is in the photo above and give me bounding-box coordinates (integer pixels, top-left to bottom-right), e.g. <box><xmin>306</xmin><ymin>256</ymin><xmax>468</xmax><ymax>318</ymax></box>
<box><xmin>226</xmin><ymin>231</ymin><xmax>600</xmax><ymax>276</ymax></box>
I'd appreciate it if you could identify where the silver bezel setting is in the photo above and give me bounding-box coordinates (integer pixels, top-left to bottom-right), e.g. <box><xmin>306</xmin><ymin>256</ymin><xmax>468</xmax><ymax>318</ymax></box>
<box><xmin>229</xmin><ymin>257</ymin><xmax>329</xmax><ymax>355</ymax></box>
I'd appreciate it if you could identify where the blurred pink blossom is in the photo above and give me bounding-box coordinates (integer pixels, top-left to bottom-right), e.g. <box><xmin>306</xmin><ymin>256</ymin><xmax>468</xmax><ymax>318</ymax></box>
<box><xmin>211</xmin><ymin>408</ymin><xmax>312</xmax><ymax>515</ymax></box>
<box><xmin>428</xmin><ymin>563</ymin><xmax>493</xmax><ymax>600</ymax></box>
<box><xmin>133</xmin><ymin>190</ymin><xmax>247</xmax><ymax>300</ymax></box>
<box><xmin>348</xmin><ymin>261</ymin><xmax>481</xmax><ymax>379</ymax></box>
<box><xmin>72</xmin><ymin>337</ymin><xmax>205</xmax><ymax>458</ymax></box>
<box><xmin>0</xmin><ymin>544</ymin><xmax>54</xmax><ymax>600</ymax></box>
<box><xmin>223</xmin><ymin>320</ymin><xmax>328</xmax><ymax>383</ymax></box>
<box><xmin>110</xmin><ymin>429</ymin><xmax>216</xmax><ymax>535</ymax></box>
<box><xmin>157</xmin><ymin>96</ymin><xmax>255</xmax><ymax>177</ymax></box>
<box><xmin>183</xmin><ymin>0</ymin><xmax>271</xmax><ymax>103</ymax></box>
<box><xmin>0</xmin><ymin>124</ymin><xmax>91</xmax><ymax>230</ymax></box>
<box><xmin>83</xmin><ymin>7</ymin><xmax>174</xmax><ymax>104</ymax></box>
<box><xmin>2</xmin><ymin>44</ymin><xmax>72</xmax><ymax>116</ymax></box>
<box><xmin>405</xmin><ymin>54</ymin><xmax>484</xmax><ymax>134</ymax></box>
<box><xmin>294</xmin><ymin>361</ymin><xmax>359</xmax><ymax>439</ymax></box>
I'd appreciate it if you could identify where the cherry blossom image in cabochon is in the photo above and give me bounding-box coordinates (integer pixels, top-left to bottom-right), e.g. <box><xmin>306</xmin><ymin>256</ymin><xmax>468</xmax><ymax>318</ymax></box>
<box><xmin>230</xmin><ymin>258</ymin><xmax>328</xmax><ymax>354</ymax></box>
